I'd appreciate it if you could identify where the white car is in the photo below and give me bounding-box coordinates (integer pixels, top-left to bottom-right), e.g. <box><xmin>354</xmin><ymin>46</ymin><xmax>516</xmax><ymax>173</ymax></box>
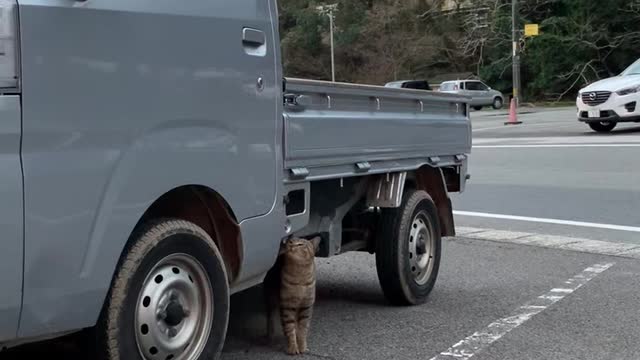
<box><xmin>577</xmin><ymin>58</ymin><xmax>640</xmax><ymax>132</ymax></box>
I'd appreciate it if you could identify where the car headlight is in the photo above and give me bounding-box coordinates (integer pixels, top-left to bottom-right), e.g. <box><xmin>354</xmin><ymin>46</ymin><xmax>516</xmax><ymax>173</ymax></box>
<box><xmin>616</xmin><ymin>86</ymin><xmax>640</xmax><ymax>96</ymax></box>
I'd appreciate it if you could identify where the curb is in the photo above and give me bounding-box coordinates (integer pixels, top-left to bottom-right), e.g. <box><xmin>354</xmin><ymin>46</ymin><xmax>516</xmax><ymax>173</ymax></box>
<box><xmin>454</xmin><ymin>227</ymin><xmax>640</xmax><ymax>259</ymax></box>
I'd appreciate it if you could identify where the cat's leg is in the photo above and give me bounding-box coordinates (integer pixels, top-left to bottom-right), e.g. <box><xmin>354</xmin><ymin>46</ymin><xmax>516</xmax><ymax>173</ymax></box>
<box><xmin>281</xmin><ymin>307</ymin><xmax>300</xmax><ymax>355</ymax></box>
<box><xmin>296</xmin><ymin>305</ymin><xmax>314</xmax><ymax>353</ymax></box>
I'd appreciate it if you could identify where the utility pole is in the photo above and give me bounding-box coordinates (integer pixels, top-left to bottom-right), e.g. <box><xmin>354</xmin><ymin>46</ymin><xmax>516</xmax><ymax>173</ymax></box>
<box><xmin>329</xmin><ymin>10</ymin><xmax>335</xmax><ymax>82</ymax></box>
<box><xmin>316</xmin><ymin>4</ymin><xmax>338</xmax><ymax>82</ymax></box>
<box><xmin>512</xmin><ymin>0</ymin><xmax>521</xmax><ymax>106</ymax></box>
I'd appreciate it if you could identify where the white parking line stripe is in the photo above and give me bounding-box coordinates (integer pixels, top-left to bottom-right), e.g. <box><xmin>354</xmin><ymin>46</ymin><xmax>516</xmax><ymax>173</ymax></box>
<box><xmin>473</xmin><ymin>144</ymin><xmax>640</xmax><ymax>148</ymax></box>
<box><xmin>453</xmin><ymin>211</ymin><xmax>640</xmax><ymax>233</ymax></box>
<box><xmin>454</xmin><ymin>227</ymin><xmax>640</xmax><ymax>258</ymax></box>
<box><xmin>550</xmin><ymin>288</ymin><xmax>573</xmax><ymax>293</ymax></box>
<box><xmin>430</xmin><ymin>262</ymin><xmax>615</xmax><ymax>360</ymax></box>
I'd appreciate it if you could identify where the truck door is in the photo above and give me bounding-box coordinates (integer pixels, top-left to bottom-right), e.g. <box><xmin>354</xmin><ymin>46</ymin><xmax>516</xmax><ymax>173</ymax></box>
<box><xmin>0</xmin><ymin>95</ymin><xmax>24</xmax><ymax>342</ymax></box>
<box><xmin>234</xmin><ymin>0</ymin><xmax>280</xmax><ymax>215</ymax></box>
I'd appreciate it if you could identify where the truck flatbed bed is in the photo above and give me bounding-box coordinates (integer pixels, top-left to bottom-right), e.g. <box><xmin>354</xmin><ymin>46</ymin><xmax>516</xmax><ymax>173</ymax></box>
<box><xmin>283</xmin><ymin>78</ymin><xmax>472</xmax><ymax>182</ymax></box>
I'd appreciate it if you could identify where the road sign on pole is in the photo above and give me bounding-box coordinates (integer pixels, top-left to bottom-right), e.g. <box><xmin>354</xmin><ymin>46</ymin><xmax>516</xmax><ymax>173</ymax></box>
<box><xmin>524</xmin><ymin>24</ymin><xmax>539</xmax><ymax>37</ymax></box>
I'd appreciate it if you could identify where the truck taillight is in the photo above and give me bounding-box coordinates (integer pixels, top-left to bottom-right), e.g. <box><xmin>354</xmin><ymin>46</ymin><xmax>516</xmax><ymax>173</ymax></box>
<box><xmin>0</xmin><ymin>0</ymin><xmax>17</xmax><ymax>89</ymax></box>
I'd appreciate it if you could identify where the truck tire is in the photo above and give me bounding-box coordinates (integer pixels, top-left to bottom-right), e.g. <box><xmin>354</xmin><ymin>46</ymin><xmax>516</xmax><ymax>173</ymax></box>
<box><xmin>588</xmin><ymin>121</ymin><xmax>617</xmax><ymax>133</ymax></box>
<box><xmin>98</xmin><ymin>219</ymin><xmax>230</xmax><ymax>360</ymax></box>
<box><xmin>375</xmin><ymin>190</ymin><xmax>441</xmax><ymax>306</ymax></box>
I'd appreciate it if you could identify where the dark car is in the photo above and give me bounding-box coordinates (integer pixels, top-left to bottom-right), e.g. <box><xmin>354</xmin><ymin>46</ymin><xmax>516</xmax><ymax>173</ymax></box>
<box><xmin>384</xmin><ymin>80</ymin><xmax>432</xmax><ymax>91</ymax></box>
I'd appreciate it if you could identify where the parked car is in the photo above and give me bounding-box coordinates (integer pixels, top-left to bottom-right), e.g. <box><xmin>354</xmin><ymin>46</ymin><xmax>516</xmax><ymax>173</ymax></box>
<box><xmin>439</xmin><ymin>80</ymin><xmax>504</xmax><ymax>110</ymax></box>
<box><xmin>0</xmin><ymin>0</ymin><xmax>471</xmax><ymax>358</ymax></box>
<box><xmin>577</xmin><ymin>58</ymin><xmax>640</xmax><ymax>132</ymax></box>
<box><xmin>385</xmin><ymin>80</ymin><xmax>432</xmax><ymax>91</ymax></box>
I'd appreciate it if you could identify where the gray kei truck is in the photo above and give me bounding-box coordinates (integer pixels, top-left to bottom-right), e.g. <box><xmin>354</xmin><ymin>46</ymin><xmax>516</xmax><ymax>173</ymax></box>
<box><xmin>0</xmin><ymin>0</ymin><xmax>471</xmax><ymax>358</ymax></box>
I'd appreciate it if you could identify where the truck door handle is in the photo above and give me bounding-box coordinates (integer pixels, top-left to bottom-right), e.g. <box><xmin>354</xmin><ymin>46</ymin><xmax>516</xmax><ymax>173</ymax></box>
<box><xmin>242</xmin><ymin>28</ymin><xmax>266</xmax><ymax>46</ymax></box>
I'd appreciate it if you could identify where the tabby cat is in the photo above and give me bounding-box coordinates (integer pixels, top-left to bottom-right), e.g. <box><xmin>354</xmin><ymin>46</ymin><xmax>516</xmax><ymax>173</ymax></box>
<box><xmin>264</xmin><ymin>236</ymin><xmax>321</xmax><ymax>355</ymax></box>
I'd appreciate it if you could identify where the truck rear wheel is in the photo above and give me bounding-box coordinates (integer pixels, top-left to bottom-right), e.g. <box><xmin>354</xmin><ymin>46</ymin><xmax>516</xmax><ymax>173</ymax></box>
<box><xmin>375</xmin><ymin>190</ymin><xmax>441</xmax><ymax>306</ymax></box>
<box><xmin>98</xmin><ymin>219</ymin><xmax>229</xmax><ymax>360</ymax></box>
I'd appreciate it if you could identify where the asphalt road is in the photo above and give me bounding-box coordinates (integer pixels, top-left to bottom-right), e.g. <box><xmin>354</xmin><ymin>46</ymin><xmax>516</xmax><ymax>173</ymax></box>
<box><xmin>6</xmin><ymin>237</ymin><xmax>640</xmax><ymax>360</ymax></box>
<box><xmin>453</xmin><ymin>107</ymin><xmax>640</xmax><ymax>244</ymax></box>
<box><xmin>5</xmin><ymin>107</ymin><xmax>640</xmax><ymax>360</ymax></box>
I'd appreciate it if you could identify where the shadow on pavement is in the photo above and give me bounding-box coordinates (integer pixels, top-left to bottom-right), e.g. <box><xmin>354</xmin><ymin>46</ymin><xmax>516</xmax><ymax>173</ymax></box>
<box><xmin>583</xmin><ymin>124</ymin><xmax>640</xmax><ymax>135</ymax></box>
<box><xmin>0</xmin><ymin>275</ymin><xmax>388</xmax><ymax>359</ymax></box>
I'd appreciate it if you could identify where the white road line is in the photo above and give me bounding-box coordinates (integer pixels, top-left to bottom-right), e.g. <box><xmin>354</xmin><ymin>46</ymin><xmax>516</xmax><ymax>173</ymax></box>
<box><xmin>473</xmin><ymin>135</ymin><xmax>640</xmax><ymax>145</ymax></box>
<box><xmin>472</xmin><ymin>122</ymin><xmax>574</xmax><ymax>133</ymax></box>
<box><xmin>453</xmin><ymin>211</ymin><xmax>640</xmax><ymax>233</ymax></box>
<box><xmin>473</xmin><ymin>144</ymin><xmax>640</xmax><ymax>148</ymax></box>
<box><xmin>430</xmin><ymin>262</ymin><xmax>615</xmax><ymax>360</ymax></box>
<box><xmin>550</xmin><ymin>288</ymin><xmax>573</xmax><ymax>293</ymax></box>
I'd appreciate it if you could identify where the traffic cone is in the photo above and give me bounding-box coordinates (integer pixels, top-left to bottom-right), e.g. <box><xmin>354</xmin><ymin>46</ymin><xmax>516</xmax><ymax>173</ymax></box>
<box><xmin>504</xmin><ymin>98</ymin><xmax>523</xmax><ymax>125</ymax></box>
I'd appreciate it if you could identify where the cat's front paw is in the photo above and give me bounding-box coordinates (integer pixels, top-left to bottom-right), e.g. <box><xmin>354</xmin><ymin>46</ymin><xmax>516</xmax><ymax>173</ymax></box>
<box><xmin>286</xmin><ymin>343</ymin><xmax>300</xmax><ymax>356</ymax></box>
<box><xmin>297</xmin><ymin>339</ymin><xmax>308</xmax><ymax>353</ymax></box>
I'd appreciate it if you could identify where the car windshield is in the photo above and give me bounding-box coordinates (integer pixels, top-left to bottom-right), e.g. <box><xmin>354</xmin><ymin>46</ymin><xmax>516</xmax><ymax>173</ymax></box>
<box><xmin>621</xmin><ymin>59</ymin><xmax>640</xmax><ymax>76</ymax></box>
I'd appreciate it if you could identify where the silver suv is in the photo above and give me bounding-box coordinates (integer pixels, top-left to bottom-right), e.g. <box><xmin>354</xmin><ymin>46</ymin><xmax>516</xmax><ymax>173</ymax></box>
<box><xmin>440</xmin><ymin>80</ymin><xmax>504</xmax><ymax>110</ymax></box>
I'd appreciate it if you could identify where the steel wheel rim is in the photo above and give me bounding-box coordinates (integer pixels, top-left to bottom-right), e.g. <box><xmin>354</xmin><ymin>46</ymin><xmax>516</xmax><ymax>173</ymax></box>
<box><xmin>408</xmin><ymin>210</ymin><xmax>435</xmax><ymax>285</ymax></box>
<box><xmin>135</xmin><ymin>253</ymin><xmax>213</xmax><ymax>360</ymax></box>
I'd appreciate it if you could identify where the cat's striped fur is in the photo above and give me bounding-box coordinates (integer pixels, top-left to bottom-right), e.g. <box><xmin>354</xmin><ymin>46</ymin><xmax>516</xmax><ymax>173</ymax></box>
<box><xmin>265</xmin><ymin>237</ymin><xmax>321</xmax><ymax>355</ymax></box>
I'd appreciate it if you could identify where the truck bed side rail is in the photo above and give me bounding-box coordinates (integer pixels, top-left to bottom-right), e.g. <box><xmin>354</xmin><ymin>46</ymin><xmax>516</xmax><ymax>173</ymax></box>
<box><xmin>282</xmin><ymin>78</ymin><xmax>472</xmax><ymax>182</ymax></box>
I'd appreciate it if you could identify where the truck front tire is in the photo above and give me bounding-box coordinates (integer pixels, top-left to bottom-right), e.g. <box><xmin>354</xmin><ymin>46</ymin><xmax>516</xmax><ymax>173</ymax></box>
<box><xmin>375</xmin><ymin>190</ymin><xmax>442</xmax><ymax>306</ymax></box>
<box><xmin>98</xmin><ymin>219</ymin><xmax>229</xmax><ymax>360</ymax></box>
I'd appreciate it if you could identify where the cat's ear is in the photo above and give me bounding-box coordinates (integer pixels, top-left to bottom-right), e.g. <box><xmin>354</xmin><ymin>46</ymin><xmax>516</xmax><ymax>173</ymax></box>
<box><xmin>310</xmin><ymin>236</ymin><xmax>322</xmax><ymax>252</ymax></box>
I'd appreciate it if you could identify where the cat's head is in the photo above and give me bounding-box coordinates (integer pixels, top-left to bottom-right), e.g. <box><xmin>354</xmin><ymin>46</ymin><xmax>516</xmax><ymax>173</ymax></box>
<box><xmin>281</xmin><ymin>237</ymin><xmax>321</xmax><ymax>262</ymax></box>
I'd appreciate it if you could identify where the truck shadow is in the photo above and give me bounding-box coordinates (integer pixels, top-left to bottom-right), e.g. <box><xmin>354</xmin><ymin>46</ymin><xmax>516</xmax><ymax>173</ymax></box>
<box><xmin>224</xmin><ymin>278</ymin><xmax>387</xmax><ymax>352</ymax></box>
<box><xmin>1</xmin><ymin>276</ymin><xmax>387</xmax><ymax>359</ymax></box>
<box><xmin>0</xmin><ymin>332</ymin><xmax>89</xmax><ymax>359</ymax></box>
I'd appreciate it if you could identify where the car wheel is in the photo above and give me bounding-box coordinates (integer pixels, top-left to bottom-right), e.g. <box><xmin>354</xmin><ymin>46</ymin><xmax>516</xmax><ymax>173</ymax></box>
<box><xmin>492</xmin><ymin>97</ymin><xmax>503</xmax><ymax>110</ymax></box>
<box><xmin>375</xmin><ymin>190</ymin><xmax>442</xmax><ymax>306</ymax></box>
<box><xmin>588</xmin><ymin>122</ymin><xmax>617</xmax><ymax>133</ymax></box>
<box><xmin>98</xmin><ymin>219</ymin><xmax>230</xmax><ymax>360</ymax></box>
<box><xmin>473</xmin><ymin>106</ymin><xmax>483</xmax><ymax>111</ymax></box>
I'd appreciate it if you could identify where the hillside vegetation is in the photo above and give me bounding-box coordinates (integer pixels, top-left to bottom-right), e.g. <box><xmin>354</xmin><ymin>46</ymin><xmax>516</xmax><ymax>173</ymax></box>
<box><xmin>279</xmin><ymin>0</ymin><xmax>640</xmax><ymax>100</ymax></box>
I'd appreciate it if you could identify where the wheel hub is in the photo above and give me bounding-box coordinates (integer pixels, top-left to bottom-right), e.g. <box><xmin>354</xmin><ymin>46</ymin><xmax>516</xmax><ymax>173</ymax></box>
<box><xmin>408</xmin><ymin>211</ymin><xmax>435</xmax><ymax>285</ymax></box>
<box><xmin>163</xmin><ymin>300</ymin><xmax>187</xmax><ymax>327</ymax></box>
<box><xmin>416</xmin><ymin>232</ymin><xmax>427</xmax><ymax>255</ymax></box>
<box><xmin>135</xmin><ymin>254</ymin><xmax>213</xmax><ymax>360</ymax></box>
